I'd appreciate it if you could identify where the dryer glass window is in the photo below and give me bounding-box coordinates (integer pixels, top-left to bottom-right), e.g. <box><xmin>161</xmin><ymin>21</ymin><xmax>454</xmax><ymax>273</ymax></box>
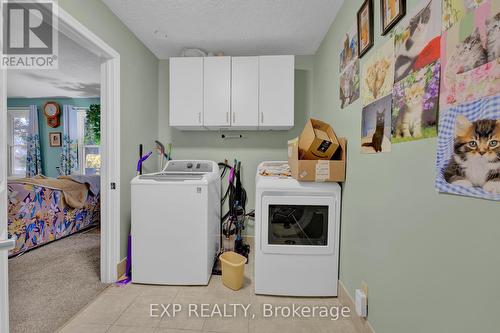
<box><xmin>268</xmin><ymin>205</ymin><xmax>328</xmax><ymax>246</ymax></box>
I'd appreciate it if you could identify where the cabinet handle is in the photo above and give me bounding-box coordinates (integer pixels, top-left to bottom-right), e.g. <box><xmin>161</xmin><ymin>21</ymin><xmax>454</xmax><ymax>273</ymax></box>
<box><xmin>198</xmin><ymin>112</ymin><xmax>202</xmax><ymax>124</ymax></box>
<box><xmin>232</xmin><ymin>112</ymin><xmax>236</xmax><ymax>124</ymax></box>
<box><xmin>226</xmin><ymin>111</ymin><xmax>229</xmax><ymax>124</ymax></box>
<box><xmin>260</xmin><ymin>112</ymin><xmax>264</xmax><ymax>124</ymax></box>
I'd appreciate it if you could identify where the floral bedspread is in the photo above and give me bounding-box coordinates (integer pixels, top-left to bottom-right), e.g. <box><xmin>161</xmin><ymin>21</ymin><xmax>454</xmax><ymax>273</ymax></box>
<box><xmin>7</xmin><ymin>183</ymin><xmax>100</xmax><ymax>257</ymax></box>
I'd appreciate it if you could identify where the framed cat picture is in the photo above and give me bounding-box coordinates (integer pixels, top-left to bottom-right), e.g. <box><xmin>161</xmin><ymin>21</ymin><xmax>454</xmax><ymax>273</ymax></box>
<box><xmin>380</xmin><ymin>0</ymin><xmax>405</xmax><ymax>35</ymax></box>
<box><xmin>357</xmin><ymin>0</ymin><xmax>374</xmax><ymax>58</ymax></box>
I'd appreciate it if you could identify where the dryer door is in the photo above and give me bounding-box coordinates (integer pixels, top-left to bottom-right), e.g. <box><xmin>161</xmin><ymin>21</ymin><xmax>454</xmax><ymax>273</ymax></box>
<box><xmin>261</xmin><ymin>195</ymin><xmax>338</xmax><ymax>255</ymax></box>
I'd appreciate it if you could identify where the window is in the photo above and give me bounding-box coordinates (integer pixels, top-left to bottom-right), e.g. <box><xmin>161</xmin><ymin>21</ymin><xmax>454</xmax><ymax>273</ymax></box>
<box><xmin>7</xmin><ymin>108</ymin><xmax>30</xmax><ymax>177</ymax></box>
<box><xmin>76</xmin><ymin>108</ymin><xmax>101</xmax><ymax>175</ymax></box>
<box><xmin>268</xmin><ymin>204</ymin><xmax>329</xmax><ymax>246</ymax></box>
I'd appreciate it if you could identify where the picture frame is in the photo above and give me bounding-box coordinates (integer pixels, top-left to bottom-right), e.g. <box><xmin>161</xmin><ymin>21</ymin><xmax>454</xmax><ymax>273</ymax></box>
<box><xmin>49</xmin><ymin>132</ymin><xmax>62</xmax><ymax>147</ymax></box>
<box><xmin>357</xmin><ymin>0</ymin><xmax>374</xmax><ymax>58</ymax></box>
<box><xmin>380</xmin><ymin>0</ymin><xmax>405</xmax><ymax>36</ymax></box>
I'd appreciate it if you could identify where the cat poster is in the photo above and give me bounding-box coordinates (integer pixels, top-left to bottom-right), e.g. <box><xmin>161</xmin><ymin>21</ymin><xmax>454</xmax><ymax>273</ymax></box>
<box><xmin>340</xmin><ymin>60</ymin><xmax>360</xmax><ymax>109</ymax></box>
<box><xmin>392</xmin><ymin>61</ymin><xmax>441</xmax><ymax>143</ymax></box>
<box><xmin>339</xmin><ymin>24</ymin><xmax>360</xmax><ymax>109</ymax></box>
<box><xmin>442</xmin><ymin>0</ymin><xmax>489</xmax><ymax>31</ymax></box>
<box><xmin>440</xmin><ymin>2</ymin><xmax>500</xmax><ymax>109</ymax></box>
<box><xmin>361</xmin><ymin>94</ymin><xmax>393</xmax><ymax>154</ymax></box>
<box><xmin>393</xmin><ymin>0</ymin><xmax>441</xmax><ymax>83</ymax></box>
<box><xmin>339</xmin><ymin>24</ymin><xmax>358</xmax><ymax>73</ymax></box>
<box><xmin>361</xmin><ymin>38</ymin><xmax>395</xmax><ymax>106</ymax></box>
<box><xmin>435</xmin><ymin>95</ymin><xmax>500</xmax><ymax>201</ymax></box>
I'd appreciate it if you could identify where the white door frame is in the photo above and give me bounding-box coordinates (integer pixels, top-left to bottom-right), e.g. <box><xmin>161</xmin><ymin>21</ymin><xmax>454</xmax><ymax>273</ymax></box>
<box><xmin>1</xmin><ymin>5</ymin><xmax>121</xmax><ymax>330</ymax></box>
<box><xmin>56</xmin><ymin>7</ymin><xmax>121</xmax><ymax>284</ymax></box>
<box><xmin>1</xmin><ymin>59</ymin><xmax>11</xmax><ymax>333</ymax></box>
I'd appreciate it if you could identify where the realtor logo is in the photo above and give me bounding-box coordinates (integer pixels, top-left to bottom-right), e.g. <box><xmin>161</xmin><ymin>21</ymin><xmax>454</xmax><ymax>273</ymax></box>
<box><xmin>1</xmin><ymin>0</ymin><xmax>58</xmax><ymax>69</ymax></box>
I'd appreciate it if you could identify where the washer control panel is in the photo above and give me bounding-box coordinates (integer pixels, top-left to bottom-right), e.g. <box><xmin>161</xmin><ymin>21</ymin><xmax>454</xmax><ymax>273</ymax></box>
<box><xmin>164</xmin><ymin>160</ymin><xmax>213</xmax><ymax>173</ymax></box>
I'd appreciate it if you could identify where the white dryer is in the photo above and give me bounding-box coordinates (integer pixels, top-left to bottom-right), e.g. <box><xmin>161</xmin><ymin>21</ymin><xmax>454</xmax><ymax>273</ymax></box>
<box><xmin>255</xmin><ymin>162</ymin><xmax>341</xmax><ymax>296</ymax></box>
<box><xmin>131</xmin><ymin>160</ymin><xmax>220</xmax><ymax>285</ymax></box>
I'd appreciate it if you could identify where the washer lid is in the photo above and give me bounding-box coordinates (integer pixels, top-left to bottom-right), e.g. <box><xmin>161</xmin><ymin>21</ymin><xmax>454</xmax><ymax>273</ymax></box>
<box><xmin>139</xmin><ymin>173</ymin><xmax>204</xmax><ymax>181</ymax></box>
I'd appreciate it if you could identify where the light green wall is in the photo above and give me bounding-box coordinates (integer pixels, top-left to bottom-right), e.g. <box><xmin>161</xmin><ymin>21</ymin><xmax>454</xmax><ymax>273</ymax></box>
<box><xmin>59</xmin><ymin>0</ymin><xmax>159</xmax><ymax>258</ymax></box>
<box><xmin>158</xmin><ymin>56</ymin><xmax>314</xmax><ymax>232</ymax></box>
<box><xmin>7</xmin><ymin>98</ymin><xmax>100</xmax><ymax>178</ymax></box>
<box><xmin>312</xmin><ymin>1</ymin><xmax>500</xmax><ymax>332</ymax></box>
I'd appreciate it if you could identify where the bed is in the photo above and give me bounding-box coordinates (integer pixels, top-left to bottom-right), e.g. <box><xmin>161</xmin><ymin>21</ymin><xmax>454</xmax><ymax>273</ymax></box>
<box><xmin>7</xmin><ymin>175</ymin><xmax>100</xmax><ymax>257</ymax></box>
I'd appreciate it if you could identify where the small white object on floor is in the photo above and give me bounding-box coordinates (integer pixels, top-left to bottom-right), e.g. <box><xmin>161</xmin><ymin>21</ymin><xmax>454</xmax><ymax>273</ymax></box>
<box><xmin>355</xmin><ymin>289</ymin><xmax>368</xmax><ymax>318</ymax></box>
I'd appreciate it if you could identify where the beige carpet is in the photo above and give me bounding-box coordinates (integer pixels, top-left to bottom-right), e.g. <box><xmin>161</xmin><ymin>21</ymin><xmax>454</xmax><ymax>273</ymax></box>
<box><xmin>8</xmin><ymin>227</ymin><xmax>109</xmax><ymax>333</ymax></box>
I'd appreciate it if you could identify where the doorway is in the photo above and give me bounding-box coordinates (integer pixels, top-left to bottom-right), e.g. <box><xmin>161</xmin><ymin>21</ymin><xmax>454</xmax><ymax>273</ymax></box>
<box><xmin>0</xmin><ymin>5</ymin><xmax>121</xmax><ymax>333</ymax></box>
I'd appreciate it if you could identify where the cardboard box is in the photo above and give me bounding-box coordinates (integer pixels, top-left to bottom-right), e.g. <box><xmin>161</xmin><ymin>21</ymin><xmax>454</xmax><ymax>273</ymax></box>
<box><xmin>288</xmin><ymin>137</ymin><xmax>346</xmax><ymax>182</ymax></box>
<box><xmin>299</xmin><ymin>119</ymin><xmax>340</xmax><ymax>160</ymax></box>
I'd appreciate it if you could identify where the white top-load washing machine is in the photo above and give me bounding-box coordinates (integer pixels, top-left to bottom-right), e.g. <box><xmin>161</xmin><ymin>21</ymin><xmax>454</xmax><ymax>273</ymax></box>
<box><xmin>255</xmin><ymin>162</ymin><xmax>341</xmax><ymax>296</ymax></box>
<box><xmin>131</xmin><ymin>160</ymin><xmax>220</xmax><ymax>285</ymax></box>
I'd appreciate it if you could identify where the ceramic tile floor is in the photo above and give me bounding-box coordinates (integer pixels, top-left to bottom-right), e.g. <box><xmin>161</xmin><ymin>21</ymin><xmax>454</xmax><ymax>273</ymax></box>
<box><xmin>58</xmin><ymin>255</ymin><xmax>357</xmax><ymax>333</ymax></box>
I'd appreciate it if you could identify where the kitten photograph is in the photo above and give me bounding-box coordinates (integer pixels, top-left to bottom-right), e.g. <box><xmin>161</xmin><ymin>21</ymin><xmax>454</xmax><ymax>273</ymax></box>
<box><xmin>361</xmin><ymin>38</ymin><xmax>395</xmax><ymax>106</ymax></box>
<box><xmin>365</xmin><ymin>58</ymin><xmax>391</xmax><ymax>100</ymax></box>
<box><xmin>339</xmin><ymin>59</ymin><xmax>360</xmax><ymax>109</ymax></box>
<box><xmin>443</xmin><ymin>115</ymin><xmax>500</xmax><ymax>194</ymax></box>
<box><xmin>392</xmin><ymin>61</ymin><xmax>440</xmax><ymax>143</ymax></box>
<box><xmin>394</xmin><ymin>83</ymin><xmax>425</xmax><ymax>138</ymax></box>
<box><xmin>444</xmin><ymin>27</ymin><xmax>487</xmax><ymax>86</ymax></box>
<box><xmin>486</xmin><ymin>12</ymin><xmax>500</xmax><ymax>62</ymax></box>
<box><xmin>394</xmin><ymin>1</ymin><xmax>432</xmax><ymax>82</ymax></box>
<box><xmin>440</xmin><ymin>6</ymin><xmax>500</xmax><ymax>109</ymax></box>
<box><xmin>361</xmin><ymin>94</ymin><xmax>392</xmax><ymax>154</ymax></box>
<box><xmin>339</xmin><ymin>24</ymin><xmax>358</xmax><ymax>73</ymax></box>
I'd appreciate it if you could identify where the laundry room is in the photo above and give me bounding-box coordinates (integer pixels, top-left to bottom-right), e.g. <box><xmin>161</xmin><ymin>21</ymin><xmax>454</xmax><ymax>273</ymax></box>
<box><xmin>0</xmin><ymin>1</ymin><xmax>499</xmax><ymax>333</ymax></box>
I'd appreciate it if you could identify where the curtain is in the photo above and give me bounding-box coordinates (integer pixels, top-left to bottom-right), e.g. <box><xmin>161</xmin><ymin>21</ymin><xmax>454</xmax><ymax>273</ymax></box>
<box><xmin>60</xmin><ymin>105</ymin><xmax>79</xmax><ymax>175</ymax></box>
<box><xmin>25</xmin><ymin>105</ymin><xmax>42</xmax><ymax>177</ymax></box>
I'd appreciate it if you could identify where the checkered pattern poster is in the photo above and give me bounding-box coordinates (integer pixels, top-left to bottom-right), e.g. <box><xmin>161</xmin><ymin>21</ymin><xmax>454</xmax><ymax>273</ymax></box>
<box><xmin>435</xmin><ymin>95</ymin><xmax>500</xmax><ymax>201</ymax></box>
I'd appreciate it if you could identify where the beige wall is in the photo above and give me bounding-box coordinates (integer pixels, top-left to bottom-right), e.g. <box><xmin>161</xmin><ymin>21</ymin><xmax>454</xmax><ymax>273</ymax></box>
<box><xmin>59</xmin><ymin>0</ymin><xmax>159</xmax><ymax>258</ymax></box>
<box><xmin>312</xmin><ymin>1</ymin><xmax>500</xmax><ymax>332</ymax></box>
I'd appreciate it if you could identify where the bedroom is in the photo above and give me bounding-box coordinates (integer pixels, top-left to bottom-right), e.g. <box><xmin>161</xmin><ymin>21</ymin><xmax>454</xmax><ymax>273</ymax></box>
<box><xmin>6</xmin><ymin>31</ymin><xmax>105</xmax><ymax>332</ymax></box>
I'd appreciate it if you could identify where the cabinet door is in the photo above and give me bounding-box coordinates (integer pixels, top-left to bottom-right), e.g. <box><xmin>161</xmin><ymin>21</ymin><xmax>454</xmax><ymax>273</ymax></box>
<box><xmin>204</xmin><ymin>57</ymin><xmax>231</xmax><ymax>128</ymax></box>
<box><xmin>169</xmin><ymin>57</ymin><xmax>203</xmax><ymax>128</ymax></box>
<box><xmin>231</xmin><ymin>57</ymin><xmax>259</xmax><ymax>129</ymax></box>
<box><xmin>259</xmin><ymin>55</ymin><xmax>294</xmax><ymax>130</ymax></box>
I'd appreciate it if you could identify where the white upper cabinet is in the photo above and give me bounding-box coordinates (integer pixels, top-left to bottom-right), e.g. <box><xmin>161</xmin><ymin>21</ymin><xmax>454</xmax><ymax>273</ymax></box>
<box><xmin>231</xmin><ymin>57</ymin><xmax>259</xmax><ymax>129</ymax></box>
<box><xmin>258</xmin><ymin>55</ymin><xmax>294</xmax><ymax>130</ymax></box>
<box><xmin>169</xmin><ymin>57</ymin><xmax>204</xmax><ymax>128</ymax></box>
<box><xmin>204</xmin><ymin>57</ymin><xmax>231</xmax><ymax>128</ymax></box>
<box><xmin>169</xmin><ymin>55</ymin><xmax>294</xmax><ymax>130</ymax></box>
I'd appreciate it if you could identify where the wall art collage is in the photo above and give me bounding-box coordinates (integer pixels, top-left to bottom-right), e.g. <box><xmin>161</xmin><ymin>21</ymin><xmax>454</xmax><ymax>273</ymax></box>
<box><xmin>340</xmin><ymin>0</ymin><xmax>499</xmax><ymax>200</ymax></box>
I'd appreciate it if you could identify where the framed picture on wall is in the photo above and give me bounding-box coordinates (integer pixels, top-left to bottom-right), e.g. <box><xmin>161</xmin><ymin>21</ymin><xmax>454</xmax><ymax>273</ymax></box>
<box><xmin>49</xmin><ymin>132</ymin><xmax>62</xmax><ymax>147</ymax></box>
<box><xmin>380</xmin><ymin>0</ymin><xmax>405</xmax><ymax>35</ymax></box>
<box><xmin>357</xmin><ymin>0</ymin><xmax>374</xmax><ymax>58</ymax></box>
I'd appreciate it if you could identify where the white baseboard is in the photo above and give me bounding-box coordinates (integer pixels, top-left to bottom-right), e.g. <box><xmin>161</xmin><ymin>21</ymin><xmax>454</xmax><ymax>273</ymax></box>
<box><xmin>338</xmin><ymin>280</ymin><xmax>376</xmax><ymax>333</ymax></box>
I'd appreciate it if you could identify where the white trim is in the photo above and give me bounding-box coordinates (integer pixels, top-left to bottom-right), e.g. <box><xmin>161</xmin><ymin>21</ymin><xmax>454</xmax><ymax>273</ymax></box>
<box><xmin>57</xmin><ymin>7</ymin><xmax>120</xmax><ymax>60</ymax></box>
<box><xmin>76</xmin><ymin>108</ymin><xmax>87</xmax><ymax>175</ymax></box>
<box><xmin>0</xmin><ymin>63</ymin><xmax>10</xmax><ymax>333</ymax></box>
<box><xmin>99</xmin><ymin>58</ymin><xmax>121</xmax><ymax>283</ymax></box>
<box><xmin>6</xmin><ymin>108</ymin><xmax>30</xmax><ymax>178</ymax></box>
<box><xmin>0</xmin><ymin>1</ymin><xmax>8</xmax><ymax>330</ymax></box>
